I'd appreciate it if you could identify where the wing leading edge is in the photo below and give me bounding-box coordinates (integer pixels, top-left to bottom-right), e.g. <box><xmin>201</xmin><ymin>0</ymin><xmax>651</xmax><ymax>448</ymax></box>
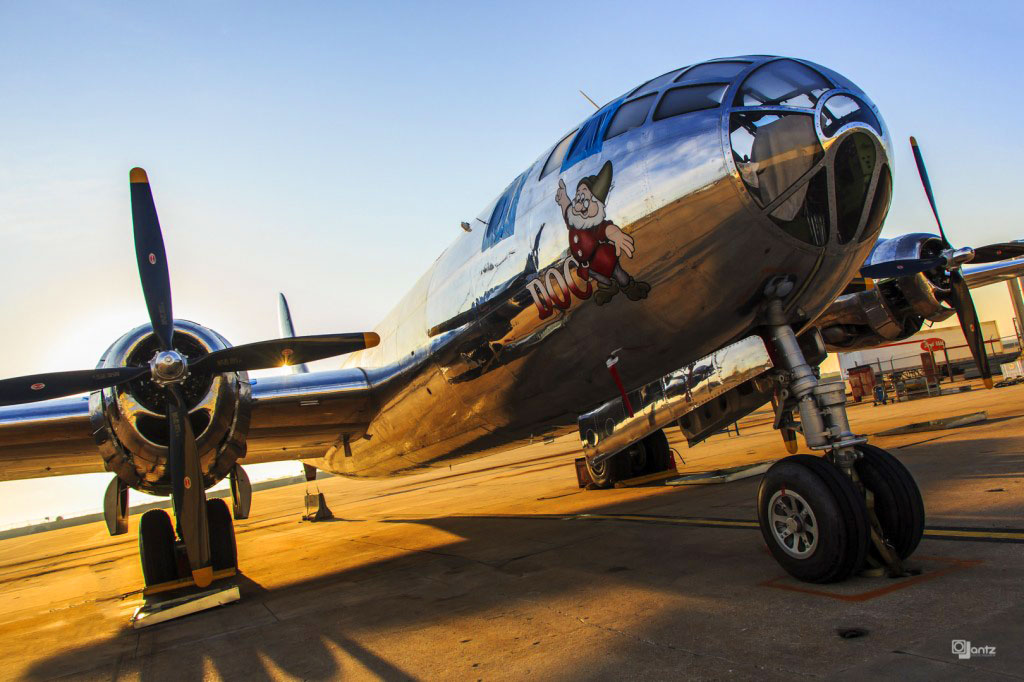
<box><xmin>0</xmin><ymin>367</ymin><xmax>381</xmax><ymax>482</ymax></box>
<box><xmin>962</xmin><ymin>257</ymin><xmax>1024</xmax><ymax>289</ymax></box>
<box><xmin>0</xmin><ymin>395</ymin><xmax>97</xmax><ymax>481</ymax></box>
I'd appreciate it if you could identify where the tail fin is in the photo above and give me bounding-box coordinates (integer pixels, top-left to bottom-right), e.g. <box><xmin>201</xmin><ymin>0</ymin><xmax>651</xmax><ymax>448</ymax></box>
<box><xmin>277</xmin><ymin>293</ymin><xmax>310</xmax><ymax>374</ymax></box>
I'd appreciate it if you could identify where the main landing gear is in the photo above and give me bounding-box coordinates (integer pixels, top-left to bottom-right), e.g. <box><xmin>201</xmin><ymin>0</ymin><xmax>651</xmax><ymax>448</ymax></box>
<box><xmin>139</xmin><ymin>499</ymin><xmax>238</xmax><ymax>587</ymax></box>
<box><xmin>136</xmin><ymin>463</ymin><xmax>250</xmax><ymax>593</ymax></box>
<box><xmin>585</xmin><ymin>429</ymin><xmax>674</xmax><ymax>489</ymax></box>
<box><xmin>759</xmin><ymin>299</ymin><xmax>925</xmax><ymax>582</ymax></box>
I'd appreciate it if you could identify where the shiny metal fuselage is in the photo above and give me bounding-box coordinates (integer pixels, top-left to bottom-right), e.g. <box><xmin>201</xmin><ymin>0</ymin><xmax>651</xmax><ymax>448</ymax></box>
<box><xmin>309</xmin><ymin>56</ymin><xmax>891</xmax><ymax>477</ymax></box>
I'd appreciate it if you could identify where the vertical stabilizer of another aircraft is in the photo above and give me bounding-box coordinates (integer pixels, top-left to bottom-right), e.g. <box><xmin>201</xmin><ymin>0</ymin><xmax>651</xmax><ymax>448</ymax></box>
<box><xmin>277</xmin><ymin>293</ymin><xmax>310</xmax><ymax>374</ymax></box>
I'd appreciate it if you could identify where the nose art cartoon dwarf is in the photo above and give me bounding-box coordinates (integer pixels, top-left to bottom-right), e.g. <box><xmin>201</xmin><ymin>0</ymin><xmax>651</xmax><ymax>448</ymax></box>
<box><xmin>555</xmin><ymin>161</ymin><xmax>651</xmax><ymax>305</ymax></box>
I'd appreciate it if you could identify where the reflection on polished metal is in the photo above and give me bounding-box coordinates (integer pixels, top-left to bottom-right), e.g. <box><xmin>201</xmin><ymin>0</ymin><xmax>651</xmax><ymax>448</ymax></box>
<box><xmin>89</xmin><ymin>320</ymin><xmax>251</xmax><ymax>495</ymax></box>
<box><xmin>766</xmin><ymin>298</ymin><xmax>864</xmax><ymax>473</ymax></box>
<box><xmin>2</xmin><ymin>56</ymin><xmax>899</xmax><ymax>484</ymax></box>
<box><xmin>578</xmin><ymin>336</ymin><xmax>773</xmax><ymax>464</ymax></box>
<box><xmin>819</xmin><ymin>233</ymin><xmax>959</xmax><ymax>350</ymax></box>
<box><xmin>945</xmin><ymin>247</ymin><xmax>976</xmax><ymax>269</ymax></box>
<box><xmin>6</xmin><ymin>54</ymin><xmax>1022</xmax><ymax>591</ymax></box>
<box><xmin>149</xmin><ymin>350</ymin><xmax>188</xmax><ymax>386</ymax></box>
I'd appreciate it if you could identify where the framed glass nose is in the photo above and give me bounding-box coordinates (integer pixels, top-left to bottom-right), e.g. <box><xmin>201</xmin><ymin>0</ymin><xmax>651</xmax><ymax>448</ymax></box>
<box><xmin>819</xmin><ymin>93</ymin><xmax>881</xmax><ymax>138</ymax></box>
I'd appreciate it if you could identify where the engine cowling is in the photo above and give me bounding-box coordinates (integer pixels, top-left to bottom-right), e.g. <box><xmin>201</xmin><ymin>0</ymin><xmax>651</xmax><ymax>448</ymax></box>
<box><xmin>88</xmin><ymin>320</ymin><xmax>251</xmax><ymax>495</ymax></box>
<box><xmin>817</xmin><ymin>233</ymin><xmax>956</xmax><ymax>350</ymax></box>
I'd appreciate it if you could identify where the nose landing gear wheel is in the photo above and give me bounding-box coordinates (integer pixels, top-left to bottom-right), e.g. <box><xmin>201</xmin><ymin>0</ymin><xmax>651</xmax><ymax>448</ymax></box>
<box><xmin>854</xmin><ymin>444</ymin><xmax>925</xmax><ymax>560</ymax></box>
<box><xmin>758</xmin><ymin>455</ymin><xmax>869</xmax><ymax>583</ymax></box>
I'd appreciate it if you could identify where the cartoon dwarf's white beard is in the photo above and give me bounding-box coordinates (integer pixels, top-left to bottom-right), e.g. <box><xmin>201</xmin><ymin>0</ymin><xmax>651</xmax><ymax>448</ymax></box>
<box><xmin>567</xmin><ymin>202</ymin><xmax>606</xmax><ymax>230</ymax></box>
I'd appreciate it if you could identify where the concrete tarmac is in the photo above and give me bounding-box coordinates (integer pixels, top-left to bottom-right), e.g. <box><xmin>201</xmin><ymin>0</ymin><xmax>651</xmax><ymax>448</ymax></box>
<box><xmin>1</xmin><ymin>381</ymin><xmax>1023</xmax><ymax>680</ymax></box>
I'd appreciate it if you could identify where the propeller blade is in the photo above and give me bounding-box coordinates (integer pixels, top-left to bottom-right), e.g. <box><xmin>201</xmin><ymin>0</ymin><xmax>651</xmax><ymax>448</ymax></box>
<box><xmin>909</xmin><ymin>136</ymin><xmax>951</xmax><ymax>249</ymax></box>
<box><xmin>130</xmin><ymin>168</ymin><xmax>175</xmax><ymax>351</ymax></box>
<box><xmin>189</xmin><ymin>332</ymin><xmax>380</xmax><ymax>374</ymax></box>
<box><xmin>0</xmin><ymin>366</ymin><xmax>147</xmax><ymax>407</ymax></box>
<box><xmin>971</xmin><ymin>243</ymin><xmax>1024</xmax><ymax>264</ymax></box>
<box><xmin>167</xmin><ymin>386</ymin><xmax>213</xmax><ymax>587</ymax></box>
<box><xmin>948</xmin><ymin>271</ymin><xmax>993</xmax><ymax>389</ymax></box>
<box><xmin>860</xmin><ymin>257</ymin><xmax>946</xmax><ymax>280</ymax></box>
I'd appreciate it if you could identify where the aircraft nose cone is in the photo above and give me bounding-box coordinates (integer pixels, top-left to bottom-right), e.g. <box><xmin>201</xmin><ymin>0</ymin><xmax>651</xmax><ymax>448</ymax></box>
<box><xmin>728</xmin><ymin>59</ymin><xmax>891</xmax><ymax>248</ymax></box>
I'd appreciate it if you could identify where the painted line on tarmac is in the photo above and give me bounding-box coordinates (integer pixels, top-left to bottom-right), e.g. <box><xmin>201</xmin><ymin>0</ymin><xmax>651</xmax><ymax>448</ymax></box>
<box><xmin>567</xmin><ymin>514</ymin><xmax>1024</xmax><ymax>543</ymax></box>
<box><xmin>394</xmin><ymin>512</ymin><xmax>1024</xmax><ymax>543</ymax></box>
<box><xmin>575</xmin><ymin>513</ymin><xmax>759</xmax><ymax>530</ymax></box>
<box><xmin>921</xmin><ymin>526</ymin><xmax>1024</xmax><ymax>543</ymax></box>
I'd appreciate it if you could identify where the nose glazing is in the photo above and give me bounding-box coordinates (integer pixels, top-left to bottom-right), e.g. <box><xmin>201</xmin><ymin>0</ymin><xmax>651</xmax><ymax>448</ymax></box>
<box><xmin>727</xmin><ymin>59</ymin><xmax>892</xmax><ymax>248</ymax></box>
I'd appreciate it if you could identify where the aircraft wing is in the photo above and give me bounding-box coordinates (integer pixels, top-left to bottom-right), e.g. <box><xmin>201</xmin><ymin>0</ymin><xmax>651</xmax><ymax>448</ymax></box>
<box><xmin>0</xmin><ymin>367</ymin><xmax>380</xmax><ymax>482</ymax></box>
<box><xmin>0</xmin><ymin>396</ymin><xmax>98</xmax><ymax>480</ymax></box>
<box><xmin>962</xmin><ymin>257</ymin><xmax>1024</xmax><ymax>288</ymax></box>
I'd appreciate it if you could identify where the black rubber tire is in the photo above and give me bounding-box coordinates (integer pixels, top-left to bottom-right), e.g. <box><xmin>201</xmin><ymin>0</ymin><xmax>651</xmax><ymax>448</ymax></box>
<box><xmin>586</xmin><ymin>451</ymin><xmax>629</xmax><ymax>488</ymax></box>
<box><xmin>139</xmin><ymin>509</ymin><xmax>179</xmax><ymax>586</ymax></box>
<box><xmin>207</xmin><ymin>498</ymin><xmax>238</xmax><ymax>571</ymax></box>
<box><xmin>757</xmin><ymin>455</ymin><xmax>870</xmax><ymax>583</ymax></box>
<box><xmin>854</xmin><ymin>444</ymin><xmax>925</xmax><ymax>559</ymax></box>
<box><xmin>641</xmin><ymin>430</ymin><xmax>673</xmax><ymax>474</ymax></box>
<box><xmin>623</xmin><ymin>441</ymin><xmax>649</xmax><ymax>478</ymax></box>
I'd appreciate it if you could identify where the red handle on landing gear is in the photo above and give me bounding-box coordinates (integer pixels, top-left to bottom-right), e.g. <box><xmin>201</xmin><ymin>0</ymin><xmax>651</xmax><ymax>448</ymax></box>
<box><xmin>606</xmin><ymin>355</ymin><xmax>634</xmax><ymax>418</ymax></box>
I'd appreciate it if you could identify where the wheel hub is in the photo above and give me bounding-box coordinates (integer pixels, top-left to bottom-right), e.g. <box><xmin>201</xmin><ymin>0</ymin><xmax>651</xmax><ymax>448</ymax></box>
<box><xmin>768</xmin><ymin>490</ymin><xmax>819</xmax><ymax>558</ymax></box>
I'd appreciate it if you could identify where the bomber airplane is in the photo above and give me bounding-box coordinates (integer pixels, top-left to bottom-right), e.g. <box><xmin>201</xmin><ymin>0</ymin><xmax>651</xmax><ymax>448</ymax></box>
<box><xmin>3</xmin><ymin>55</ymin><xmax>1024</xmax><ymax>589</ymax></box>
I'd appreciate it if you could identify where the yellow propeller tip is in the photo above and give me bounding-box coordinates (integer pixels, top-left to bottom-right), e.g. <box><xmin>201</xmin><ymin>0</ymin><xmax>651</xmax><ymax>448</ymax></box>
<box><xmin>129</xmin><ymin>167</ymin><xmax>149</xmax><ymax>184</ymax></box>
<box><xmin>363</xmin><ymin>332</ymin><xmax>381</xmax><ymax>349</ymax></box>
<box><xmin>192</xmin><ymin>566</ymin><xmax>213</xmax><ymax>588</ymax></box>
<box><xmin>909</xmin><ymin>136</ymin><xmax>918</xmax><ymax>147</ymax></box>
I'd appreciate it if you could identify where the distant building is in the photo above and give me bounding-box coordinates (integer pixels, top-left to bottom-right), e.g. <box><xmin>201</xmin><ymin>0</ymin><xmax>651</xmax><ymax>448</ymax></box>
<box><xmin>837</xmin><ymin>321</ymin><xmax>1007</xmax><ymax>377</ymax></box>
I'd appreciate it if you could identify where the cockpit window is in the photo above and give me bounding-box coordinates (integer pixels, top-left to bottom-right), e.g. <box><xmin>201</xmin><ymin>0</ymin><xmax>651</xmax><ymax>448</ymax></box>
<box><xmin>730</xmin><ymin>112</ymin><xmax>823</xmax><ymax>204</ymax></box>
<box><xmin>629</xmin><ymin>68</ymin><xmax>684</xmax><ymax>97</ymax></box>
<box><xmin>483</xmin><ymin>172</ymin><xmax>527</xmax><ymax>250</ymax></box>
<box><xmin>771</xmin><ymin>169</ymin><xmax>829</xmax><ymax>246</ymax></box>
<box><xmin>676</xmin><ymin>61</ymin><xmax>749</xmax><ymax>83</ymax></box>
<box><xmin>819</xmin><ymin>94</ymin><xmax>881</xmax><ymax>137</ymax></box>
<box><xmin>734</xmin><ymin>59</ymin><xmax>831</xmax><ymax>108</ymax></box>
<box><xmin>604</xmin><ymin>94</ymin><xmax>655</xmax><ymax>140</ymax></box>
<box><xmin>834</xmin><ymin>132</ymin><xmax>877</xmax><ymax>243</ymax></box>
<box><xmin>860</xmin><ymin>164</ymin><xmax>891</xmax><ymax>243</ymax></box>
<box><xmin>540</xmin><ymin>130</ymin><xmax>577</xmax><ymax>179</ymax></box>
<box><xmin>654</xmin><ymin>84</ymin><xmax>728</xmax><ymax>121</ymax></box>
<box><xmin>561</xmin><ymin>98</ymin><xmax>624</xmax><ymax>171</ymax></box>
<box><xmin>730</xmin><ymin>111</ymin><xmax>829</xmax><ymax>246</ymax></box>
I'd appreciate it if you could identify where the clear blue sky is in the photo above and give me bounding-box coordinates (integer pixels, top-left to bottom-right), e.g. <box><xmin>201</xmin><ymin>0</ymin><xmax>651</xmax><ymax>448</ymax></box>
<box><xmin>1</xmin><ymin>1</ymin><xmax>1022</xmax><ymax>526</ymax></box>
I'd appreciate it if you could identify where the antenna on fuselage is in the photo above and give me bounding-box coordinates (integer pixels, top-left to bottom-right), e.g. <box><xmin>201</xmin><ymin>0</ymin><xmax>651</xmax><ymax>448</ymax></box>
<box><xmin>579</xmin><ymin>90</ymin><xmax>599</xmax><ymax>110</ymax></box>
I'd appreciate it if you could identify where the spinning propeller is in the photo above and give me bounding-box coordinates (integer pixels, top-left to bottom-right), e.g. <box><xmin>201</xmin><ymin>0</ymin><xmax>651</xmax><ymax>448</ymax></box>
<box><xmin>0</xmin><ymin>168</ymin><xmax>379</xmax><ymax>585</ymax></box>
<box><xmin>858</xmin><ymin>138</ymin><xmax>1003</xmax><ymax>388</ymax></box>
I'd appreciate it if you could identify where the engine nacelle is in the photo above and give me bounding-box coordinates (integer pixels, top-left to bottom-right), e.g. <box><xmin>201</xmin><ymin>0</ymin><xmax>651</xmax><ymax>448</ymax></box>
<box><xmin>88</xmin><ymin>320</ymin><xmax>251</xmax><ymax>495</ymax></box>
<box><xmin>817</xmin><ymin>233</ymin><xmax>955</xmax><ymax>350</ymax></box>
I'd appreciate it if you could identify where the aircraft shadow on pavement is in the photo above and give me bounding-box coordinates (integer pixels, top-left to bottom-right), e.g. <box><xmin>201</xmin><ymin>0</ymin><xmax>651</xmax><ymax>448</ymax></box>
<box><xmin>24</xmin><ymin>436</ymin><xmax>1022</xmax><ymax>680</ymax></box>
<box><xmin>23</xmin><ymin>484</ymin><xmax>767</xmax><ymax>680</ymax></box>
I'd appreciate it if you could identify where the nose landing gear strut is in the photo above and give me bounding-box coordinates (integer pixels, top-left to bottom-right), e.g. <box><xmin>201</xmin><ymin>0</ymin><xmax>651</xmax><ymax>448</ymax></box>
<box><xmin>759</xmin><ymin>299</ymin><xmax>925</xmax><ymax>582</ymax></box>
